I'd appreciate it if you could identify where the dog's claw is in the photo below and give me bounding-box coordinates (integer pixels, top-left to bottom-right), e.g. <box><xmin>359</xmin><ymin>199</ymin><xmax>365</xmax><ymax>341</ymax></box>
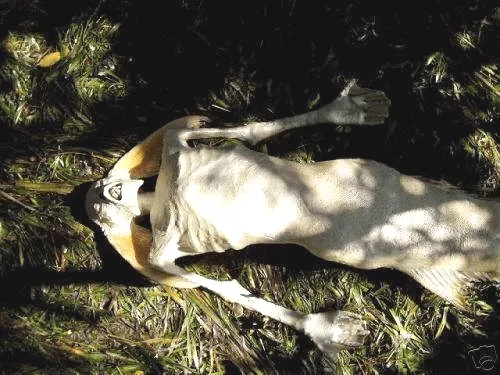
<box><xmin>302</xmin><ymin>310</ymin><xmax>369</xmax><ymax>357</ymax></box>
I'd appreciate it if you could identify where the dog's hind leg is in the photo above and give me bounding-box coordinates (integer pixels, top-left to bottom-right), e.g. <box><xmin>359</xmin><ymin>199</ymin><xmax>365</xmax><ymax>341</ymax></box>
<box><xmin>148</xmin><ymin>229</ymin><xmax>370</xmax><ymax>357</ymax></box>
<box><xmin>171</xmin><ymin>81</ymin><xmax>390</xmax><ymax>149</ymax></box>
<box><xmin>158</xmin><ymin>261</ymin><xmax>369</xmax><ymax>356</ymax></box>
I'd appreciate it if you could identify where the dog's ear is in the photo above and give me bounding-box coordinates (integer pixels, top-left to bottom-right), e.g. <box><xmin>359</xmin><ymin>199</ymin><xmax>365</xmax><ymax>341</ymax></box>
<box><xmin>111</xmin><ymin>126</ymin><xmax>167</xmax><ymax>179</ymax></box>
<box><xmin>106</xmin><ymin>221</ymin><xmax>198</xmax><ymax>289</ymax></box>
<box><xmin>111</xmin><ymin>116</ymin><xmax>211</xmax><ymax>178</ymax></box>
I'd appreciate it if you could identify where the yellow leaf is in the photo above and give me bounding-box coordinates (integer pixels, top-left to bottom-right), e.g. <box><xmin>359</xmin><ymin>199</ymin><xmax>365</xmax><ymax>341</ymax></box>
<box><xmin>37</xmin><ymin>51</ymin><xmax>61</xmax><ymax>67</ymax></box>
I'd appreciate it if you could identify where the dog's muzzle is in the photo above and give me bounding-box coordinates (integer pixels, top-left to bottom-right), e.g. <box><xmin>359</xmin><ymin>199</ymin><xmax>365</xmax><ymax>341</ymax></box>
<box><xmin>85</xmin><ymin>178</ymin><xmax>144</xmax><ymax>224</ymax></box>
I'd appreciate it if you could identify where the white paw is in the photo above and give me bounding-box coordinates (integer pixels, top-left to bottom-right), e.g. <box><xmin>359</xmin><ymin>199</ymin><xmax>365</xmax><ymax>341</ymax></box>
<box><xmin>302</xmin><ymin>310</ymin><xmax>369</xmax><ymax>356</ymax></box>
<box><xmin>318</xmin><ymin>81</ymin><xmax>390</xmax><ymax>125</ymax></box>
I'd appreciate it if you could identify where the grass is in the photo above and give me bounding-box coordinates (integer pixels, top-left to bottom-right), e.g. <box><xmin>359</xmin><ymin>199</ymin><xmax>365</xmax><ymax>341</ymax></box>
<box><xmin>0</xmin><ymin>0</ymin><xmax>498</xmax><ymax>373</ymax></box>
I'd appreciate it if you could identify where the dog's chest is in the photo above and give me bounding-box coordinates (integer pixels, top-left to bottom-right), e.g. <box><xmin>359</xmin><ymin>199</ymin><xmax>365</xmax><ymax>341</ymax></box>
<box><xmin>174</xmin><ymin>146</ymin><xmax>306</xmax><ymax>249</ymax></box>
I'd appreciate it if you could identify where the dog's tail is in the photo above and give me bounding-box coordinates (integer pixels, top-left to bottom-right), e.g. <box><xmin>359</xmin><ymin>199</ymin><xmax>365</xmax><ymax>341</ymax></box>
<box><xmin>407</xmin><ymin>268</ymin><xmax>498</xmax><ymax>309</ymax></box>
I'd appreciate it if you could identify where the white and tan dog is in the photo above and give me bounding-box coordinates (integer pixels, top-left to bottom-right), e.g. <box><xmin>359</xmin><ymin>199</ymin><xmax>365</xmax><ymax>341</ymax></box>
<box><xmin>86</xmin><ymin>82</ymin><xmax>499</xmax><ymax>356</ymax></box>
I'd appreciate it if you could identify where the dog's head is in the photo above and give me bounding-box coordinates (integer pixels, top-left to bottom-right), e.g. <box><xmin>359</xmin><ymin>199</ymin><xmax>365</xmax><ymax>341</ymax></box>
<box><xmin>85</xmin><ymin>176</ymin><xmax>144</xmax><ymax>233</ymax></box>
<box><xmin>85</xmin><ymin>174</ymin><xmax>198</xmax><ymax>289</ymax></box>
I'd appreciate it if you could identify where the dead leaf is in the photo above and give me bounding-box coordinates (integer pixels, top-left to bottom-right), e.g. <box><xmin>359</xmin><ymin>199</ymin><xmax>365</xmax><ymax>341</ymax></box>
<box><xmin>37</xmin><ymin>51</ymin><xmax>61</xmax><ymax>68</ymax></box>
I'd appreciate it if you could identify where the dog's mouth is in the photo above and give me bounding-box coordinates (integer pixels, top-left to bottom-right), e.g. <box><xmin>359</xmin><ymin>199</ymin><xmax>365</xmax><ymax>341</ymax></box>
<box><xmin>108</xmin><ymin>183</ymin><xmax>122</xmax><ymax>200</ymax></box>
<box><xmin>101</xmin><ymin>179</ymin><xmax>143</xmax><ymax>208</ymax></box>
<box><xmin>100</xmin><ymin>182</ymin><xmax>122</xmax><ymax>202</ymax></box>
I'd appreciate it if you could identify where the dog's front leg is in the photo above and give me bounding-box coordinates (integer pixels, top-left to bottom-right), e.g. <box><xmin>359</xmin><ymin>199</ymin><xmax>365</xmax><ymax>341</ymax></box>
<box><xmin>148</xmin><ymin>234</ymin><xmax>369</xmax><ymax>357</ymax></box>
<box><xmin>171</xmin><ymin>81</ymin><xmax>390</xmax><ymax>148</ymax></box>
<box><xmin>240</xmin><ymin>81</ymin><xmax>391</xmax><ymax>145</ymax></box>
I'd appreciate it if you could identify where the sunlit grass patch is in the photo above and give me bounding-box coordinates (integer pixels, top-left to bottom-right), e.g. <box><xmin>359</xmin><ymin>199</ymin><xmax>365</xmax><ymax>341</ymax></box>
<box><xmin>474</xmin><ymin>65</ymin><xmax>499</xmax><ymax>100</ymax></box>
<box><xmin>0</xmin><ymin>16</ymin><xmax>126</xmax><ymax>131</ymax></box>
<box><xmin>461</xmin><ymin>129</ymin><xmax>500</xmax><ymax>191</ymax></box>
<box><xmin>63</xmin><ymin>18</ymin><xmax>126</xmax><ymax>101</ymax></box>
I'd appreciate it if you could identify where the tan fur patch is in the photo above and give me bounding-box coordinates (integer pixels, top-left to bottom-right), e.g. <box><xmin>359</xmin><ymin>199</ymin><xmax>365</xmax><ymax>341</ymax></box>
<box><xmin>108</xmin><ymin>222</ymin><xmax>197</xmax><ymax>288</ymax></box>
<box><xmin>112</xmin><ymin>129</ymin><xmax>165</xmax><ymax>178</ymax></box>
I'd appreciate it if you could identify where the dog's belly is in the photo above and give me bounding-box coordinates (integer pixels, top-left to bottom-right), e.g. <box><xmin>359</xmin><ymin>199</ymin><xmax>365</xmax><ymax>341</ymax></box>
<box><xmin>294</xmin><ymin>160</ymin><xmax>500</xmax><ymax>272</ymax></box>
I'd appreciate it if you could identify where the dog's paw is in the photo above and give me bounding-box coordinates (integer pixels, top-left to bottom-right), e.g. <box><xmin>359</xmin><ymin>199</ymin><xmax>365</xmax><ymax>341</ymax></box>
<box><xmin>302</xmin><ymin>310</ymin><xmax>369</xmax><ymax>357</ymax></box>
<box><xmin>318</xmin><ymin>80</ymin><xmax>390</xmax><ymax>125</ymax></box>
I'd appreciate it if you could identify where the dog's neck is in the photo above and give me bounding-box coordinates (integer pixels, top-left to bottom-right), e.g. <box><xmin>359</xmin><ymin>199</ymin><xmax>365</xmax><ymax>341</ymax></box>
<box><xmin>138</xmin><ymin>192</ymin><xmax>154</xmax><ymax>214</ymax></box>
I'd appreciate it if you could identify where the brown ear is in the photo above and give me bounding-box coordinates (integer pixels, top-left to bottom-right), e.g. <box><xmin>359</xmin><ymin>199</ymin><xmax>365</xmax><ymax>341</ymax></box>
<box><xmin>111</xmin><ymin>116</ymin><xmax>209</xmax><ymax>179</ymax></box>
<box><xmin>107</xmin><ymin>222</ymin><xmax>198</xmax><ymax>289</ymax></box>
<box><xmin>111</xmin><ymin>126</ymin><xmax>167</xmax><ymax>179</ymax></box>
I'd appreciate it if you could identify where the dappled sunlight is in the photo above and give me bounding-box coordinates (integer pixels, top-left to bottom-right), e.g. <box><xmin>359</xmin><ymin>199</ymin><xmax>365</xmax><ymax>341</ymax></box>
<box><xmin>400</xmin><ymin>175</ymin><xmax>427</xmax><ymax>196</ymax></box>
<box><xmin>298</xmin><ymin>161</ymin><xmax>499</xmax><ymax>272</ymax></box>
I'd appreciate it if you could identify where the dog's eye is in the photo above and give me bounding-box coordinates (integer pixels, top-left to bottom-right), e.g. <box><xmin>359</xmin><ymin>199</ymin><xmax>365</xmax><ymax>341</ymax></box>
<box><xmin>109</xmin><ymin>184</ymin><xmax>122</xmax><ymax>200</ymax></box>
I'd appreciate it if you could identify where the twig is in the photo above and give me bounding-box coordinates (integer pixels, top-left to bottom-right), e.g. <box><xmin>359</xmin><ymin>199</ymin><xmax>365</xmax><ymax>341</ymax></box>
<box><xmin>15</xmin><ymin>180</ymin><xmax>74</xmax><ymax>194</ymax></box>
<box><xmin>0</xmin><ymin>189</ymin><xmax>37</xmax><ymax>211</ymax></box>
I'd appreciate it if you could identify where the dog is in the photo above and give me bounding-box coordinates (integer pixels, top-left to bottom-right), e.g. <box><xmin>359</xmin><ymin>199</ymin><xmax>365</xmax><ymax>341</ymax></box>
<box><xmin>86</xmin><ymin>82</ymin><xmax>499</xmax><ymax>356</ymax></box>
